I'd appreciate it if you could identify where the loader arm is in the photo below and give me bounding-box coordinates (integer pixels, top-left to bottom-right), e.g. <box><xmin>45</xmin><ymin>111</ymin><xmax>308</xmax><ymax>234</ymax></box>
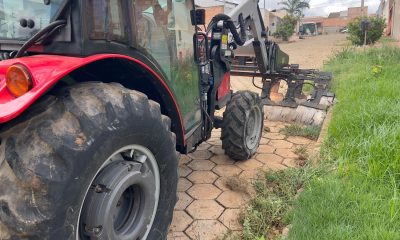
<box><xmin>206</xmin><ymin>0</ymin><xmax>289</xmax><ymax>77</ymax></box>
<box><xmin>227</xmin><ymin>0</ymin><xmax>270</xmax><ymax>74</ymax></box>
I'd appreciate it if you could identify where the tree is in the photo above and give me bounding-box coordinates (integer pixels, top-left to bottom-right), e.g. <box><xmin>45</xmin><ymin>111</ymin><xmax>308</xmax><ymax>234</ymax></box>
<box><xmin>273</xmin><ymin>15</ymin><xmax>297</xmax><ymax>41</ymax></box>
<box><xmin>347</xmin><ymin>16</ymin><xmax>386</xmax><ymax>45</ymax></box>
<box><xmin>279</xmin><ymin>0</ymin><xmax>310</xmax><ymax>19</ymax></box>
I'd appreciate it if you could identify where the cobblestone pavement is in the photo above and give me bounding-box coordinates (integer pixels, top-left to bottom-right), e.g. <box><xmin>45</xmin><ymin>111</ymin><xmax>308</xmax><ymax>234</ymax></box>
<box><xmin>167</xmin><ymin>121</ymin><xmax>316</xmax><ymax>240</ymax></box>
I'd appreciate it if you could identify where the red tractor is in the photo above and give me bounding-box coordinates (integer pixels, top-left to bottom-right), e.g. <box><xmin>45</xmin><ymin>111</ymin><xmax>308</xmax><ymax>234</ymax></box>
<box><xmin>0</xmin><ymin>0</ymin><xmax>332</xmax><ymax>239</ymax></box>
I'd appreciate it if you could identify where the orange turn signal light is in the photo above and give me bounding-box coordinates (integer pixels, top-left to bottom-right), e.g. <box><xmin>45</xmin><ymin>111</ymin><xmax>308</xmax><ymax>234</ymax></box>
<box><xmin>6</xmin><ymin>65</ymin><xmax>32</xmax><ymax>97</ymax></box>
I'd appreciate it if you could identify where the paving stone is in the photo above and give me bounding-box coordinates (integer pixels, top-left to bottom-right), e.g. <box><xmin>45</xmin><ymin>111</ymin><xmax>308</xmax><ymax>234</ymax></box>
<box><xmin>275</xmin><ymin>148</ymin><xmax>299</xmax><ymax>158</ymax></box>
<box><xmin>264</xmin><ymin>121</ymin><xmax>279</xmax><ymax>127</ymax></box>
<box><xmin>188</xmin><ymin>150</ymin><xmax>213</xmax><ymax>160</ymax></box>
<box><xmin>170</xmin><ymin>211</ymin><xmax>193</xmax><ymax>232</ymax></box>
<box><xmin>282</xmin><ymin>227</ymin><xmax>290</xmax><ymax>237</ymax></box>
<box><xmin>235</xmin><ymin>159</ymin><xmax>263</xmax><ymax>171</ymax></box>
<box><xmin>240</xmin><ymin>170</ymin><xmax>262</xmax><ymax>180</ymax></box>
<box><xmin>187</xmin><ymin>171</ymin><xmax>218</xmax><ymax>184</ymax></box>
<box><xmin>269</xmin><ymin>140</ymin><xmax>294</xmax><ymax>149</ymax></box>
<box><xmin>219</xmin><ymin>209</ymin><xmax>243</xmax><ymax>231</ymax></box>
<box><xmin>256</xmin><ymin>153</ymin><xmax>283</xmax><ymax>165</ymax></box>
<box><xmin>187</xmin><ymin>200</ymin><xmax>224</xmax><ymax>219</ymax></box>
<box><xmin>177</xmin><ymin>178</ymin><xmax>192</xmax><ymax>192</ymax></box>
<box><xmin>213</xmin><ymin>165</ymin><xmax>242</xmax><ymax>177</ymax></box>
<box><xmin>264</xmin><ymin>132</ymin><xmax>286</xmax><ymax>140</ymax></box>
<box><xmin>187</xmin><ymin>160</ymin><xmax>216</xmax><ymax>171</ymax></box>
<box><xmin>217</xmin><ymin>191</ymin><xmax>249</xmax><ymax>208</ymax></box>
<box><xmin>179</xmin><ymin>155</ymin><xmax>192</xmax><ymax>166</ymax></box>
<box><xmin>187</xmin><ymin>184</ymin><xmax>222</xmax><ymax>200</ymax></box>
<box><xmin>175</xmin><ymin>192</ymin><xmax>193</xmax><ymax>210</ymax></box>
<box><xmin>207</xmin><ymin>137</ymin><xmax>221</xmax><ymax>144</ymax></box>
<box><xmin>179</xmin><ymin>165</ymin><xmax>192</xmax><ymax>177</ymax></box>
<box><xmin>211</xmin><ymin>131</ymin><xmax>221</xmax><ymax>138</ymax></box>
<box><xmin>185</xmin><ymin>220</ymin><xmax>228</xmax><ymax>240</ymax></box>
<box><xmin>214</xmin><ymin>177</ymin><xmax>231</xmax><ymax>191</ymax></box>
<box><xmin>282</xmin><ymin>158</ymin><xmax>298</xmax><ymax>168</ymax></box>
<box><xmin>258</xmin><ymin>144</ymin><xmax>276</xmax><ymax>154</ymax></box>
<box><xmin>209</xmin><ymin>145</ymin><xmax>225</xmax><ymax>155</ymax></box>
<box><xmin>268</xmin><ymin>126</ymin><xmax>282</xmax><ymax>133</ymax></box>
<box><xmin>196</xmin><ymin>142</ymin><xmax>212</xmax><ymax>151</ymax></box>
<box><xmin>210</xmin><ymin>155</ymin><xmax>235</xmax><ymax>165</ymax></box>
<box><xmin>287</xmin><ymin>136</ymin><xmax>312</xmax><ymax>145</ymax></box>
<box><xmin>167</xmin><ymin>231</ymin><xmax>190</xmax><ymax>240</ymax></box>
<box><xmin>211</xmin><ymin>142</ymin><xmax>223</xmax><ymax>147</ymax></box>
<box><xmin>259</xmin><ymin>137</ymin><xmax>270</xmax><ymax>145</ymax></box>
<box><xmin>263</xmin><ymin>162</ymin><xmax>287</xmax><ymax>171</ymax></box>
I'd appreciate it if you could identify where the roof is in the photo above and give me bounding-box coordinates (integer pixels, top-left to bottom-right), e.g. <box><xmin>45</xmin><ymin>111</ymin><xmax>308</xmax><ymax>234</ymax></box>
<box><xmin>272</xmin><ymin>9</ymin><xmax>287</xmax><ymax>19</ymax></box>
<box><xmin>328</xmin><ymin>12</ymin><xmax>340</xmax><ymax>18</ymax></box>
<box><xmin>303</xmin><ymin>16</ymin><xmax>325</xmax><ymax>23</ymax></box>
<box><xmin>195</xmin><ymin>0</ymin><xmax>239</xmax><ymax>8</ymax></box>
<box><xmin>195</xmin><ymin>0</ymin><xmax>223</xmax><ymax>7</ymax></box>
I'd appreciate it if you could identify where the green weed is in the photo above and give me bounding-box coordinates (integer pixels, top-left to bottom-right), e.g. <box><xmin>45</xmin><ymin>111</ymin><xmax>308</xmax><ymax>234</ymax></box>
<box><xmin>280</xmin><ymin>124</ymin><xmax>321</xmax><ymax>140</ymax></box>
<box><xmin>241</xmin><ymin>164</ymin><xmax>325</xmax><ymax>240</ymax></box>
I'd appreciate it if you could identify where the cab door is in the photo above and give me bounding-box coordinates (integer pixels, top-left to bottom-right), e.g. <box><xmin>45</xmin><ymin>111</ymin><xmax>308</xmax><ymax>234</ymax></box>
<box><xmin>130</xmin><ymin>0</ymin><xmax>202</xmax><ymax>136</ymax></box>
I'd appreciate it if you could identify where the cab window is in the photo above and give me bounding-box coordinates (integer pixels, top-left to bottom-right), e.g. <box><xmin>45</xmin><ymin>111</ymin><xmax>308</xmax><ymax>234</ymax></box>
<box><xmin>87</xmin><ymin>0</ymin><xmax>128</xmax><ymax>42</ymax></box>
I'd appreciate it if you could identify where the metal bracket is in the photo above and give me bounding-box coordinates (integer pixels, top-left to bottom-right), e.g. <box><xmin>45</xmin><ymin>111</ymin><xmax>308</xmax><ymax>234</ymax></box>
<box><xmin>232</xmin><ymin>64</ymin><xmax>335</xmax><ymax>110</ymax></box>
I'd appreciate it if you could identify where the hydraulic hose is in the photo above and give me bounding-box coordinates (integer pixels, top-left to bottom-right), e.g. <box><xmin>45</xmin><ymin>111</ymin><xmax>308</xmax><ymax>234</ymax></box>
<box><xmin>208</xmin><ymin>14</ymin><xmax>247</xmax><ymax>46</ymax></box>
<box><xmin>15</xmin><ymin>20</ymin><xmax>67</xmax><ymax>58</ymax></box>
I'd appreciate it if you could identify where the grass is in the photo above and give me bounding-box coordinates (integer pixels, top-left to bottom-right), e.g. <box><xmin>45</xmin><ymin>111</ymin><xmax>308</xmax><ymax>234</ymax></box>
<box><xmin>241</xmin><ymin>164</ymin><xmax>327</xmax><ymax>240</ymax></box>
<box><xmin>280</xmin><ymin>124</ymin><xmax>321</xmax><ymax>140</ymax></box>
<box><xmin>293</xmin><ymin>146</ymin><xmax>309</xmax><ymax>161</ymax></box>
<box><xmin>378</xmin><ymin>36</ymin><xmax>398</xmax><ymax>44</ymax></box>
<box><xmin>288</xmin><ymin>46</ymin><xmax>400</xmax><ymax>239</ymax></box>
<box><xmin>241</xmin><ymin>46</ymin><xmax>400</xmax><ymax>239</ymax></box>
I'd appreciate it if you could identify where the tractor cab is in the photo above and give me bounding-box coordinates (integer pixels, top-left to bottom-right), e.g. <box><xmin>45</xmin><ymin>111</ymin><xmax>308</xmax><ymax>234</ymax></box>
<box><xmin>0</xmin><ymin>0</ymin><xmax>227</xmax><ymax>152</ymax></box>
<box><xmin>0</xmin><ymin>0</ymin><xmax>198</xmax><ymax>77</ymax></box>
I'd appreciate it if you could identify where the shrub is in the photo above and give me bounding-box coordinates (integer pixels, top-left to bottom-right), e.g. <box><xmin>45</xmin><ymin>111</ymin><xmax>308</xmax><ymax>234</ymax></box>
<box><xmin>273</xmin><ymin>15</ymin><xmax>297</xmax><ymax>41</ymax></box>
<box><xmin>347</xmin><ymin>16</ymin><xmax>386</xmax><ymax>45</ymax></box>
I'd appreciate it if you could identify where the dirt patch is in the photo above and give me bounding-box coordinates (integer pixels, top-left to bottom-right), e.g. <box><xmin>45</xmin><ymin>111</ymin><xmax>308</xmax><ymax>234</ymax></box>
<box><xmin>279</xmin><ymin>34</ymin><xmax>348</xmax><ymax>69</ymax></box>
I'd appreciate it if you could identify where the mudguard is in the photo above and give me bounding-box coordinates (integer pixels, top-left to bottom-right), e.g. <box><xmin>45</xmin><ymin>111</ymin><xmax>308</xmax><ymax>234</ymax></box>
<box><xmin>0</xmin><ymin>54</ymin><xmax>185</xmax><ymax>142</ymax></box>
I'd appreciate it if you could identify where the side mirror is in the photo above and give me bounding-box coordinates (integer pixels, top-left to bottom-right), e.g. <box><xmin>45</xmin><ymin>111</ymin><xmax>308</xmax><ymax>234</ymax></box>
<box><xmin>190</xmin><ymin>9</ymin><xmax>205</xmax><ymax>26</ymax></box>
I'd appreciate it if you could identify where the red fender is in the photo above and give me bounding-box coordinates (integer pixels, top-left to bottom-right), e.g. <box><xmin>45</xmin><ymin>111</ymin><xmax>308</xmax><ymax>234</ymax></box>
<box><xmin>0</xmin><ymin>54</ymin><xmax>185</xmax><ymax>144</ymax></box>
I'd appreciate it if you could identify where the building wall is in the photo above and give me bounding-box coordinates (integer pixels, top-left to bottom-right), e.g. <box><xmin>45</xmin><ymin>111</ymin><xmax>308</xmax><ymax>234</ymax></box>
<box><xmin>199</xmin><ymin>5</ymin><xmax>224</xmax><ymax>26</ymax></box>
<box><xmin>323</xmin><ymin>17</ymin><xmax>349</xmax><ymax>28</ymax></box>
<box><xmin>268</xmin><ymin>14</ymin><xmax>281</xmax><ymax>35</ymax></box>
<box><xmin>348</xmin><ymin>6</ymin><xmax>368</xmax><ymax>18</ymax></box>
<box><xmin>324</xmin><ymin>26</ymin><xmax>341</xmax><ymax>34</ymax></box>
<box><xmin>392</xmin><ymin>0</ymin><xmax>400</xmax><ymax>40</ymax></box>
<box><xmin>382</xmin><ymin>1</ymin><xmax>390</xmax><ymax>20</ymax></box>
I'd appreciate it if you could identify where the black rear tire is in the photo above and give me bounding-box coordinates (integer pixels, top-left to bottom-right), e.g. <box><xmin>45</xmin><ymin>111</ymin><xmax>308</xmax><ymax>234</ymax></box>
<box><xmin>221</xmin><ymin>91</ymin><xmax>264</xmax><ymax>161</ymax></box>
<box><xmin>0</xmin><ymin>82</ymin><xmax>178</xmax><ymax>240</ymax></box>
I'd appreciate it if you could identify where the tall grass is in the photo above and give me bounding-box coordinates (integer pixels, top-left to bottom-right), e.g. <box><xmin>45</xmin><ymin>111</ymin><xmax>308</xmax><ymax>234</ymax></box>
<box><xmin>288</xmin><ymin>46</ymin><xmax>400</xmax><ymax>239</ymax></box>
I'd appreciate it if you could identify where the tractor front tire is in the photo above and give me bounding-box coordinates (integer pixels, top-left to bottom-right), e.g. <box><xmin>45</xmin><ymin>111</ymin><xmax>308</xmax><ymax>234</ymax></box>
<box><xmin>0</xmin><ymin>83</ymin><xmax>178</xmax><ymax>240</ymax></box>
<box><xmin>222</xmin><ymin>91</ymin><xmax>264</xmax><ymax>161</ymax></box>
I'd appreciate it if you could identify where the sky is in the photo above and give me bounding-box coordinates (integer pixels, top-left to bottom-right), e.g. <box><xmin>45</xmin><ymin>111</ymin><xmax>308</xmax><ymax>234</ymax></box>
<box><xmin>259</xmin><ymin>0</ymin><xmax>381</xmax><ymax>17</ymax></box>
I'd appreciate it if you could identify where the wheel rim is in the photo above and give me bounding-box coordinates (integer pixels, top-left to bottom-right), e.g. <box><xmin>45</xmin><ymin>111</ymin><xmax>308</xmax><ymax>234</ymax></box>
<box><xmin>78</xmin><ymin>145</ymin><xmax>160</xmax><ymax>240</ymax></box>
<box><xmin>245</xmin><ymin>107</ymin><xmax>263</xmax><ymax>150</ymax></box>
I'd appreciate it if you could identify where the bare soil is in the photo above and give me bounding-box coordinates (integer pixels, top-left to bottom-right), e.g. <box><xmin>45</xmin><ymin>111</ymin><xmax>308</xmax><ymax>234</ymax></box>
<box><xmin>278</xmin><ymin>34</ymin><xmax>348</xmax><ymax>69</ymax></box>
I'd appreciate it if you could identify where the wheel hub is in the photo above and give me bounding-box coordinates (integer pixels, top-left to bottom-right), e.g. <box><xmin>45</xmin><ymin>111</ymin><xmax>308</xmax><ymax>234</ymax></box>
<box><xmin>79</xmin><ymin>146</ymin><xmax>160</xmax><ymax>240</ymax></box>
<box><xmin>245</xmin><ymin>107</ymin><xmax>262</xmax><ymax>150</ymax></box>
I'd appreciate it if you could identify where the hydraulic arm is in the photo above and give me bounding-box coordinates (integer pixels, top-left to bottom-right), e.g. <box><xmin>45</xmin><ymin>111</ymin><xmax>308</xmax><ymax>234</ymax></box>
<box><xmin>204</xmin><ymin>0</ymin><xmax>333</xmax><ymax>109</ymax></box>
